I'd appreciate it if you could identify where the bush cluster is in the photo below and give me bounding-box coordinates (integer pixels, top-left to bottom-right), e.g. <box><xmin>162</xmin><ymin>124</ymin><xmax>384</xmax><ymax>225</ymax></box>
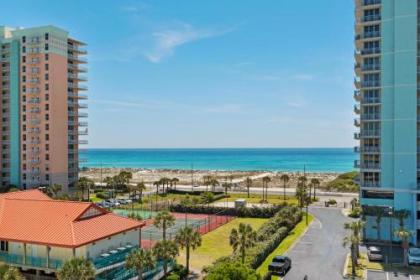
<box><xmin>203</xmin><ymin>206</ymin><xmax>302</xmax><ymax>279</ymax></box>
<box><xmin>169</xmin><ymin>204</ymin><xmax>289</xmax><ymax>218</ymax></box>
<box><xmin>96</xmin><ymin>192</ymin><xmax>111</xmax><ymax>200</ymax></box>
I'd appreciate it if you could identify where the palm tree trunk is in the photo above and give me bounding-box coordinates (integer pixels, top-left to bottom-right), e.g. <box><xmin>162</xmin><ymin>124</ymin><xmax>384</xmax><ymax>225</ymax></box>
<box><xmin>247</xmin><ymin>186</ymin><xmax>250</xmax><ymax>198</ymax></box>
<box><xmin>283</xmin><ymin>182</ymin><xmax>286</xmax><ymax>200</ymax></box>
<box><xmin>138</xmin><ymin>268</ymin><xmax>143</xmax><ymax>280</ymax></box>
<box><xmin>186</xmin><ymin>245</ymin><xmax>190</xmax><ymax>274</ymax></box>
<box><xmin>313</xmin><ymin>185</ymin><xmax>316</xmax><ymax>200</ymax></box>
<box><xmin>351</xmin><ymin>244</ymin><xmax>357</xmax><ymax>277</ymax></box>
<box><xmin>163</xmin><ymin>224</ymin><xmax>166</xmax><ymax>241</ymax></box>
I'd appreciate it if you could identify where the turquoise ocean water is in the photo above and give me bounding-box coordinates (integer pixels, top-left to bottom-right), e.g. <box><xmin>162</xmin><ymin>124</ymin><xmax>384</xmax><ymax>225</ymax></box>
<box><xmin>81</xmin><ymin>148</ymin><xmax>356</xmax><ymax>173</ymax></box>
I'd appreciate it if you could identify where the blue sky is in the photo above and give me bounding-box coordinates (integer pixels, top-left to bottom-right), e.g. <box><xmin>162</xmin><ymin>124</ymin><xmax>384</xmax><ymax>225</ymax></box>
<box><xmin>3</xmin><ymin>0</ymin><xmax>355</xmax><ymax>148</ymax></box>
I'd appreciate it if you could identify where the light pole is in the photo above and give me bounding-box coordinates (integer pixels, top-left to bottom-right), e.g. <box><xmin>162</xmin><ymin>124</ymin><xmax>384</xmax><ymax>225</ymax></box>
<box><xmin>387</xmin><ymin>206</ymin><xmax>394</xmax><ymax>265</ymax></box>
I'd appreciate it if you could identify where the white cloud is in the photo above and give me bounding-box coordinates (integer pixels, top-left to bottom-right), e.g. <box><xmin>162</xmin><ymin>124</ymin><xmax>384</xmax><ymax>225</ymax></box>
<box><xmin>143</xmin><ymin>23</ymin><xmax>235</xmax><ymax>63</ymax></box>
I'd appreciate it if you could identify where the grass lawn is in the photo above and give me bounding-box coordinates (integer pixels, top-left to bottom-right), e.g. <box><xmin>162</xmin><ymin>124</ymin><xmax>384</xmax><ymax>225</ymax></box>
<box><xmin>256</xmin><ymin>213</ymin><xmax>314</xmax><ymax>278</ymax></box>
<box><xmin>216</xmin><ymin>193</ymin><xmax>298</xmax><ymax>205</ymax></box>
<box><xmin>176</xmin><ymin>217</ymin><xmax>268</xmax><ymax>271</ymax></box>
<box><xmin>90</xmin><ymin>193</ymin><xmax>103</xmax><ymax>203</ymax></box>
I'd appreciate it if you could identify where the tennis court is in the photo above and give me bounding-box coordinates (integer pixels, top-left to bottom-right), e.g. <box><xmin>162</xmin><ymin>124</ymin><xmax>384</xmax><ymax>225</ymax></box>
<box><xmin>141</xmin><ymin>212</ymin><xmax>235</xmax><ymax>248</ymax></box>
<box><xmin>112</xmin><ymin>209</ymin><xmax>235</xmax><ymax>248</ymax></box>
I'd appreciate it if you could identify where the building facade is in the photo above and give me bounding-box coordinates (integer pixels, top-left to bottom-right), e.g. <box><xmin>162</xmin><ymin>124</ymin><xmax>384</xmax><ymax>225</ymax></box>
<box><xmin>355</xmin><ymin>0</ymin><xmax>419</xmax><ymax>243</ymax></box>
<box><xmin>0</xmin><ymin>190</ymin><xmax>144</xmax><ymax>278</ymax></box>
<box><xmin>0</xmin><ymin>25</ymin><xmax>88</xmax><ymax>191</ymax></box>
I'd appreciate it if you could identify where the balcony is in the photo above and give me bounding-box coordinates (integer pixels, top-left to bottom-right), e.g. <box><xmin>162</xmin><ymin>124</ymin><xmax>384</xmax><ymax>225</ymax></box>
<box><xmin>361</xmin><ymin>114</ymin><xmax>380</xmax><ymax>121</ymax></box>
<box><xmin>68</xmin><ymin>44</ymin><xmax>87</xmax><ymax>55</ymax></box>
<box><xmin>355</xmin><ymin>31</ymin><xmax>381</xmax><ymax>41</ymax></box>
<box><xmin>354</xmin><ymin>90</ymin><xmax>361</xmax><ymax>101</ymax></box>
<box><xmin>354</xmin><ymin>118</ymin><xmax>361</xmax><ymax>127</ymax></box>
<box><xmin>28</xmin><ymin>129</ymin><xmax>40</xmax><ymax>134</ymax></box>
<box><xmin>358</xmin><ymin>161</ymin><xmax>380</xmax><ymax>170</ymax></box>
<box><xmin>68</xmin><ymin>92</ymin><xmax>88</xmax><ymax>99</ymax></box>
<box><xmin>362</xmin><ymin>14</ymin><xmax>381</xmax><ymax>23</ymax></box>
<box><xmin>91</xmin><ymin>246</ymin><xmax>136</xmax><ymax>270</ymax></box>
<box><xmin>28</xmin><ymin>139</ymin><xmax>41</xmax><ymax>144</ymax></box>
<box><xmin>361</xmin><ymin>181</ymin><xmax>381</xmax><ymax>188</ymax></box>
<box><xmin>360</xmin><ymin>48</ymin><xmax>381</xmax><ymax>55</ymax></box>
<box><xmin>68</xmin><ymin>64</ymin><xmax>88</xmax><ymax>73</ymax></box>
<box><xmin>68</xmin><ymin>73</ymin><xmax>88</xmax><ymax>81</ymax></box>
<box><xmin>68</xmin><ymin>121</ymin><xmax>88</xmax><ymax>127</ymax></box>
<box><xmin>68</xmin><ymin>54</ymin><xmax>87</xmax><ymax>64</ymax></box>
<box><xmin>361</xmin><ymin>64</ymin><xmax>380</xmax><ymax>71</ymax></box>
<box><xmin>28</xmin><ymin>99</ymin><xmax>40</xmax><ymax>104</ymax></box>
<box><xmin>68</xmin><ymin>83</ymin><xmax>88</xmax><ymax>91</ymax></box>
<box><xmin>0</xmin><ymin>252</ymin><xmax>62</xmax><ymax>270</ymax></box>
<box><xmin>362</xmin><ymin>0</ymin><xmax>381</xmax><ymax>6</ymax></box>
<box><xmin>26</xmin><ymin>170</ymin><xmax>41</xmax><ymax>175</ymax></box>
<box><xmin>356</xmin><ymin>146</ymin><xmax>380</xmax><ymax>153</ymax></box>
<box><xmin>354</xmin><ymin>105</ymin><xmax>361</xmax><ymax>114</ymax></box>
<box><xmin>361</xmin><ymin>97</ymin><xmax>381</xmax><ymax>104</ymax></box>
<box><xmin>361</xmin><ymin>80</ymin><xmax>380</xmax><ymax>88</ymax></box>
<box><xmin>360</xmin><ymin>130</ymin><xmax>380</xmax><ymax>137</ymax></box>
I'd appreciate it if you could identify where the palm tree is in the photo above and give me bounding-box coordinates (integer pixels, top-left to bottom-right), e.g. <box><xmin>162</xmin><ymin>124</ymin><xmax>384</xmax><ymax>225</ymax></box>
<box><xmin>350</xmin><ymin>198</ymin><xmax>358</xmax><ymax>212</ymax></box>
<box><xmin>153</xmin><ymin>240</ymin><xmax>179</xmax><ymax>277</ymax></box>
<box><xmin>245</xmin><ymin>177</ymin><xmax>252</xmax><ymax>198</ymax></box>
<box><xmin>201</xmin><ymin>192</ymin><xmax>215</xmax><ymax>207</ymax></box>
<box><xmin>222</xmin><ymin>182</ymin><xmax>232</xmax><ymax>196</ymax></box>
<box><xmin>3</xmin><ymin>267</ymin><xmax>24</xmax><ymax>280</ymax></box>
<box><xmin>126</xmin><ymin>249</ymin><xmax>155</xmax><ymax>280</ymax></box>
<box><xmin>295</xmin><ymin>181</ymin><xmax>307</xmax><ymax>210</ymax></box>
<box><xmin>310</xmin><ymin>178</ymin><xmax>320</xmax><ymax>200</ymax></box>
<box><xmin>154</xmin><ymin>211</ymin><xmax>176</xmax><ymax>240</ymax></box>
<box><xmin>344</xmin><ymin>220</ymin><xmax>364</xmax><ymax>258</ymax></box>
<box><xmin>280</xmin><ymin>174</ymin><xmax>290</xmax><ymax>200</ymax></box>
<box><xmin>343</xmin><ymin>222</ymin><xmax>362</xmax><ymax>278</ymax></box>
<box><xmin>393</xmin><ymin>209</ymin><xmax>410</xmax><ymax>228</ymax></box>
<box><xmin>77</xmin><ymin>177</ymin><xmax>95</xmax><ymax>201</ymax></box>
<box><xmin>104</xmin><ymin>176</ymin><xmax>116</xmax><ymax>198</ymax></box>
<box><xmin>171</xmin><ymin>178</ymin><xmax>179</xmax><ymax>190</ymax></box>
<box><xmin>394</xmin><ymin>227</ymin><xmax>412</xmax><ymax>267</ymax></box>
<box><xmin>371</xmin><ymin>206</ymin><xmax>384</xmax><ymax>241</ymax></box>
<box><xmin>209</xmin><ymin>177</ymin><xmax>220</xmax><ymax>192</ymax></box>
<box><xmin>203</xmin><ymin>175</ymin><xmax>211</xmax><ymax>192</ymax></box>
<box><xmin>57</xmin><ymin>258</ymin><xmax>95</xmax><ymax>280</ymax></box>
<box><xmin>229</xmin><ymin>223</ymin><xmax>257</xmax><ymax>264</ymax></box>
<box><xmin>175</xmin><ymin>226</ymin><xmax>202</xmax><ymax>274</ymax></box>
<box><xmin>136</xmin><ymin>181</ymin><xmax>147</xmax><ymax>202</ymax></box>
<box><xmin>46</xmin><ymin>184</ymin><xmax>62</xmax><ymax>198</ymax></box>
<box><xmin>262</xmin><ymin>176</ymin><xmax>271</xmax><ymax>203</ymax></box>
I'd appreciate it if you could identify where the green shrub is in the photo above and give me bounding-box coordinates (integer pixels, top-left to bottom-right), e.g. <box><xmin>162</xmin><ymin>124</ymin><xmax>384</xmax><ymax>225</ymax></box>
<box><xmin>166</xmin><ymin>274</ymin><xmax>180</xmax><ymax>280</ymax></box>
<box><xmin>326</xmin><ymin>171</ymin><xmax>359</xmax><ymax>192</ymax></box>
<box><xmin>327</xmin><ymin>199</ymin><xmax>337</xmax><ymax>205</ymax></box>
<box><xmin>96</xmin><ymin>192</ymin><xmax>110</xmax><ymax>200</ymax></box>
<box><xmin>349</xmin><ymin>207</ymin><xmax>362</xmax><ymax>218</ymax></box>
<box><xmin>204</xmin><ymin>261</ymin><xmax>261</xmax><ymax>280</ymax></box>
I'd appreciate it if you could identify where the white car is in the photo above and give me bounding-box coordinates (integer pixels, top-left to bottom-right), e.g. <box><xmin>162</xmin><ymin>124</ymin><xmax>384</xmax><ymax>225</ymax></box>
<box><xmin>408</xmin><ymin>247</ymin><xmax>420</xmax><ymax>265</ymax></box>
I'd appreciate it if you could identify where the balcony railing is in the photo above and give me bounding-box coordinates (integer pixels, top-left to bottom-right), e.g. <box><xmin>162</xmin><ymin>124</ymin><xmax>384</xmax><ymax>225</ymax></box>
<box><xmin>362</xmin><ymin>14</ymin><xmax>381</xmax><ymax>22</ymax></box>
<box><xmin>360</xmin><ymin>130</ymin><xmax>380</xmax><ymax>137</ymax></box>
<box><xmin>361</xmin><ymin>114</ymin><xmax>380</xmax><ymax>120</ymax></box>
<box><xmin>357</xmin><ymin>161</ymin><xmax>380</xmax><ymax>169</ymax></box>
<box><xmin>360</xmin><ymin>48</ymin><xmax>381</xmax><ymax>55</ymax></box>
<box><xmin>92</xmin><ymin>246</ymin><xmax>136</xmax><ymax>270</ymax></box>
<box><xmin>361</xmin><ymin>80</ymin><xmax>380</xmax><ymax>88</ymax></box>
<box><xmin>355</xmin><ymin>146</ymin><xmax>380</xmax><ymax>153</ymax></box>
<box><xmin>362</xmin><ymin>0</ymin><xmax>381</xmax><ymax>5</ymax></box>
<box><xmin>361</xmin><ymin>64</ymin><xmax>380</xmax><ymax>71</ymax></box>
<box><xmin>361</xmin><ymin>181</ymin><xmax>381</xmax><ymax>188</ymax></box>
<box><xmin>354</xmin><ymin>90</ymin><xmax>361</xmax><ymax>101</ymax></box>
<box><xmin>0</xmin><ymin>252</ymin><xmax>62</xmax><ymax>270</ymax></box>
<box><xmin>361</xmin><ymin>97</ymin><xmax>381</xmax><ymax>104</ymax></box>
<box><xmin>68</xmin><ymin>54</ymin><xmax>87</xmax><ymax>64</ymax></box>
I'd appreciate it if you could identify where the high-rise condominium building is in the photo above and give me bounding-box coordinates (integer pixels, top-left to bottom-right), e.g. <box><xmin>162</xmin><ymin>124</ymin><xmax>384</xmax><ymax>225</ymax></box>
<box><xmin>0</xmin><ymin>25</ymin><xmax>88</xmax><ymax>192</ymax></box>
<box><xmin>355</xmin><ymin>0</ymin><xmax>419</xmax><ymax>243</ymax></box>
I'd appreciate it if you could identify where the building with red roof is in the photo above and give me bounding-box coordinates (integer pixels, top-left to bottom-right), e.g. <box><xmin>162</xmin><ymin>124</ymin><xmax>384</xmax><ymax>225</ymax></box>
<box><xmin>0</xmin><ymin>189</ymin><xmax>145</xmax><ymax>277</ymax></box>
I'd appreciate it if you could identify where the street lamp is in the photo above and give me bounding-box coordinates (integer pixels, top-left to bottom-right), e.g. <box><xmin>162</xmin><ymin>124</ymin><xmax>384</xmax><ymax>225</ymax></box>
<box><xmin>386</xmin><ymin>206</ymin><xmax>394</xmax><ymax>265</ymax></box>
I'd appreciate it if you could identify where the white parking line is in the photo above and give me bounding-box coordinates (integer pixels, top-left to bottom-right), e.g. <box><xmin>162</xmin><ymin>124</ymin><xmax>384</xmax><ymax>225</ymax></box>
<box><xmin>410</xmin><ymin>275</ymin><xmax>413</xmax><ymax>280</ymax></box>
<box><xmin>386</xmin><ymin>272</ymin><xmax>389</xmax><ymax>280</ymax></box>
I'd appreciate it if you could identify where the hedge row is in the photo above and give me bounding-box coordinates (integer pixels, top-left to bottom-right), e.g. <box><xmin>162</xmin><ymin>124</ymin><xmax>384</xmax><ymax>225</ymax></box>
<box><xmin>169</xmin><ymin>203</ymin><xmax>289</xmax><ymax>218</ymax></box>
<box><xmin>168</xmin><ymin>189</ymin><xmax>224</xmax><ymax>196</ymax></box>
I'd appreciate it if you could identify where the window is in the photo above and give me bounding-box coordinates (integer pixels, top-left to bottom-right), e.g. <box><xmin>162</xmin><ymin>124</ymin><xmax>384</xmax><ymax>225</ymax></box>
<box><xmin>22</xmin><ymin>56</ymin><xmax>26</xmax><ymax>63</ymax></box>
<box><xmin>22</xmin><ymin>66</ymin><xmax>26</xmax><ymax>73</ymax></box>
<box><xmin>45</xmin><ymin>53</ymin><xmax>49</xmax><ymax>61</ymax></box>
<box><xmin>45</xmin><ymin>33</ymin><xmax>49</xmax><ymax>40</ymax></box>
<box><xmin>22</xmin><ymin>36</ymin><xmax>26</xmax><ymax>43</ymax></box>
<box><xmin>22</xmin><ymin>46</ymin><xmax>26</xmax><ymax>53</ymax></box>
<box><xmin>362</xmin><ymin>190</ymin><xmax>394</xmax><ymax>200</ymax></box>
<box><xmin>22</xmin><ymin>76</ymin><xmax>26</xmax><ymax>83</ymax></box>
<box><xmin>45</xmin><ymin>43</ymin><xmax>49</xmax><ymax>51</ymax></box>
<box><xmin>45</xmin><ymin>114</ymin><xmax>49</xmax><ymax>121</ymax></box>
<box><xmin>45</xmin><ymin>154</ymin><xmax>49</xmax><ymax>160</ymax></box>
<box><xmin>45</xmin><ymin>134</ymin><xmax>49</xmax><ymax>141</ymax></box>
<box><xmin>45</xmin><ymin>124</ymin><xmax>49</xmax><ymax>131</ymax></box>
<box><xmin>0</xmin><ymin>241</ymin><xmax>8</xmax><ymax>252</ymax></box>
<box><xmin>45</xmin><ymin>64</ymin><xmax>49</xmax><ymax>71</ymax></box>
<box><xmin>45</xmin><ymin>84</ymin><xmax>49</xmax><ymax>90</ymax></box>
<box><xmin>45</xmin><ymin>73</ymin><xmax>49</xmax><ymax>81</ymax></box>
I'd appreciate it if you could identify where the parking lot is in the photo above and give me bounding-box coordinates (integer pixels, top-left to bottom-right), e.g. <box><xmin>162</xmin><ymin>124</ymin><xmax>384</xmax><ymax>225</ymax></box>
<box><xmin>368</xmin><ymin>270</ymin><xmax>420</xmax><ymax>279</ymax></box>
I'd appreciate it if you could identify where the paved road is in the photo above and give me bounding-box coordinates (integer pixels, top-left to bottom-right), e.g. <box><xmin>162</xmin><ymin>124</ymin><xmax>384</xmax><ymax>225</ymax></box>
<box><xmin>283</xmin><ymin>207</ymin><xmax>351</xmax><ymax>280</ymax></box>
<box><xmin>368</xmin><ymin>270</ymin><xmax>420</xmax><ymax>280</ymax></box>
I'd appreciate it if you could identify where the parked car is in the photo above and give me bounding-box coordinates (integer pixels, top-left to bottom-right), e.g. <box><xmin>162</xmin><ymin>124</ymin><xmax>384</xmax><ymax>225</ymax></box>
<box><xmin>268</xmin><ymin>256</ymin><xmax>291</xmax><ymax>276</ymax></box>
<box><xmin>367</xmin><ymin>246</ymin><xmax>383</xmax><ymax>262</ymax></box>
<box><xmin>408</xmin><ymin>247</ymin><xmax>420</xmax><ymax>265</ymax></box>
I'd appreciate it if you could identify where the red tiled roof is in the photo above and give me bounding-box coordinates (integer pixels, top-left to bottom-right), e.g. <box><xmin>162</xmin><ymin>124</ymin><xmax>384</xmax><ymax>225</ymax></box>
<box><xmin>0</xmin><ymin>190</ymin><xmax>144</xmax><ymax>248</ymax></box>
